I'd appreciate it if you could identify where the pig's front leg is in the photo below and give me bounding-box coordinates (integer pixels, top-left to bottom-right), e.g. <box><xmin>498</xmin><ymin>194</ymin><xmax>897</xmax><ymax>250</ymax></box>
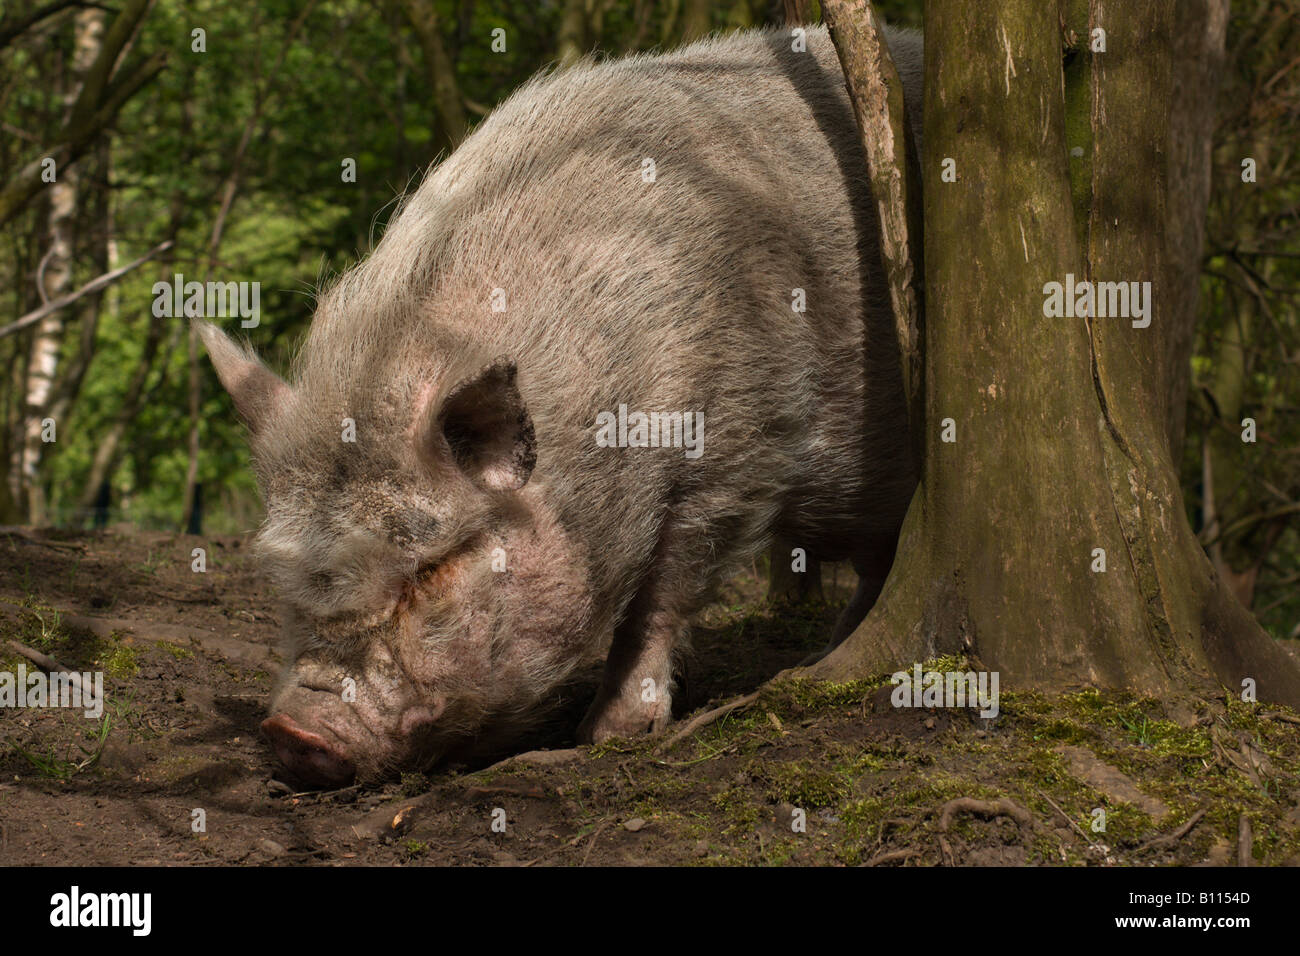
<box><xmin>577</xmin><ymin>594</ymin><xmax>684</xmax><ymax>744</ymax></box>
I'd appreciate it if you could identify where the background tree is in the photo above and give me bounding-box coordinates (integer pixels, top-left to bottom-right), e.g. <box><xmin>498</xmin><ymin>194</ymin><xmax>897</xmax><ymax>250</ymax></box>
<box><xmin>1186</xmin><ymin>1</ymin><xmax>1300</xmax><ymax>641</ymax></box>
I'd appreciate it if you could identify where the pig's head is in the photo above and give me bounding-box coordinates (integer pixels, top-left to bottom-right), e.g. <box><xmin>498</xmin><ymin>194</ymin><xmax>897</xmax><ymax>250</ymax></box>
<box><xmin>198</xmin><ymin>320</ymin><xmax>595</xmax><ymax>786</ymax></box>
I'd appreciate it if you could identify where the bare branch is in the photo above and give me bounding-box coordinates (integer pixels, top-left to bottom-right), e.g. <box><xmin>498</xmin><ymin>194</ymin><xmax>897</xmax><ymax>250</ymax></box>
<box><xmin>0</xmin><ymin>239</ymin><xmax>173</xmax><ymax>339</ymax></box>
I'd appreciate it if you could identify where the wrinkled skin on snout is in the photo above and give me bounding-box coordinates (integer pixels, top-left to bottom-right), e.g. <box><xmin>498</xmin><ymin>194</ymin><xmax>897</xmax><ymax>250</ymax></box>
<box><xmin>260</xmin><ymin>502</ymin><xmax>593</xmax><ymax>785</ymax></box>
<box><xmin>201</xmin><ymin>328</ymin><xmax>597</xmax><ymax>785</ymax></box>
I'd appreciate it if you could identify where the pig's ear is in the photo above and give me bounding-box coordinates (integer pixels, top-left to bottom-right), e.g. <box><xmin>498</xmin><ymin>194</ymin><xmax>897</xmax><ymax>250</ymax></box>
<box><xmin>437</xmin><ymin>360</ymin><xmax>536</xmax><ymax>491</ymax></box>
<box><xmin>195</xmin><ymin>320</ymin><xmax>290</xmax><ymax>434</ymax></box>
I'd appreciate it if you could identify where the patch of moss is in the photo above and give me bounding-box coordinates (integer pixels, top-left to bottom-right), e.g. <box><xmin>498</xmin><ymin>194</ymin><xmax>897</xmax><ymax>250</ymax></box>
<box><xmin>761</xmin><ymin>760</ymin><xmax>849</xmax><ymax>808</ymax></box>
<box><xmin>154</xmin><ymin>641</ymin><xmax>194</xmax><ymax>660</ymax></box>
<box><xmin>763</xmin><ymin>677</ymin><xmax>879</xmax><ymax>715</ymax></box>
<box><xmin>401</xmin><ymin>839</ymin><xmax>428</xmax><ymax>859</ymax></box>
<box><xmin>99</xmin><ymin>640</ymin><xmax>139</xmax><ymax>679</ymax></box>
<box><xmin>710</xmin><ymin>785</ymin><xmax>760</xmax><ymax>835</ymax></box>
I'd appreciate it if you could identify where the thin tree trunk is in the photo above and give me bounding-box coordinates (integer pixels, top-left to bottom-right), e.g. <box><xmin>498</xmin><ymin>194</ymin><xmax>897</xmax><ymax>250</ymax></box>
<box><xmin>557</xmin><ymin>0</ymin><xmax>587</xmax><ymax>66</ymax></box>
<box><xmin>400</xmin><ymin>0</ymin><xmax>468</xmax><ymax>148</ymax></box>
<box><xmin>180</xmin><ymin>3</ymin><xmax>317</xmax><ymax>530</ymax></box>
<box><xmin>681</xmin><ymin>0</ymin><xmax>710</xmax><ymax>41</ymax></box>
<box><xmin>21</xmin><ymin>7</ymin><xmax>104</xmax><ymax>524</ymax></box>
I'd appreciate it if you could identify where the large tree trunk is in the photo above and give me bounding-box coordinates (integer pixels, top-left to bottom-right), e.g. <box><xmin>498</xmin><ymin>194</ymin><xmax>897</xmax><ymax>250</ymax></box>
<box><xmin>810</xmin><ymin>0</ymin><xmax>1300</xmax><ymax>707</ymax></box>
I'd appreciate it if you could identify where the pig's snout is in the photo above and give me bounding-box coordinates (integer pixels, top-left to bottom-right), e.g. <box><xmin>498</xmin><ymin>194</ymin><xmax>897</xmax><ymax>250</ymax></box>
<box><xmin>262</xmin><ymin>713</ymin><xmax>356</xmax><ymax>786</ymax></box>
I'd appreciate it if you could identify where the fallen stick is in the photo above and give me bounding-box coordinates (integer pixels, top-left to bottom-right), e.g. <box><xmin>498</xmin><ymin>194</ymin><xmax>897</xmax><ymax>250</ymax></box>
<box><xmin>1034</xmin><ymin>787</ymin><xmax>1102</xmax><ymax>851</ymax></box>
<box><xmin>4</xmin><ymin>639</ymin><xmax>95</xmax><ymax>702</ymax></box>
<box><xmin>1237</xmin><ymin>814</ymin><xmax>1252</xmax><ymax>867</ymax></box>
<box><xmin>580</xmin><ymin>820</ymin><xmax>610</xmax><ymax>867</ymax></box>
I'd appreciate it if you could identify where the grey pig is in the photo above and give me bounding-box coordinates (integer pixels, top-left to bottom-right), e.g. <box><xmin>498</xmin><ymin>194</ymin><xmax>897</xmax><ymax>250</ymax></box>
<box><xmin>201</xmin><ymin>23</ymin><xmax>922</xmax><ymax>785</ymax></box>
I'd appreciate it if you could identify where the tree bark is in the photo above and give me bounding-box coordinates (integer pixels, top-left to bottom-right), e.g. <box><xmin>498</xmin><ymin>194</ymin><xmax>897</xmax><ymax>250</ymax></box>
<box><xmin>556</xmin><ymin>0</ymin><xmax>588</xmax><ymax>67</ymax></box>
<box><xmin>21</xmin><ymin>6</ymin><xmax>104</xmax><ymax>524</ymax></box>
<box><xmin>681</xmin><ymin>0</ymin><xmax>711</xmax><ymax>42</ymax></box>
<box><xmin>808</xmin><ymin>0</ymin><xmax>1300</xmax><ymax>708</ymax></box>
<box><xmin>401</xmin><ymin>0</ymin><xmax>468</xmax><ymax>148</ymax></box>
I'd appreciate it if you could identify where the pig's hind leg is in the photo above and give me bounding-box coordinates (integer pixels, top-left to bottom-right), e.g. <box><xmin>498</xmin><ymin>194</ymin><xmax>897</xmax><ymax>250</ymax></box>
<box><xmin>800</xmin><ymin>540</ymin><xmax>896</xmax><ymax>666</ymax></box>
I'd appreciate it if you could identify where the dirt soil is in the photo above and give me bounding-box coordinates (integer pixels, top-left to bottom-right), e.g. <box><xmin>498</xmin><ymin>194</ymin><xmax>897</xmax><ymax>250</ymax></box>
<box><xmin>2</xmin><ymin>526</ymin><xmax>1299</xmax><ymax>867</ymax></box>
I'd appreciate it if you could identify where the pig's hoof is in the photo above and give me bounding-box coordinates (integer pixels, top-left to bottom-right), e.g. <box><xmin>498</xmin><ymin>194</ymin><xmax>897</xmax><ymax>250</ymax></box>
<box><xmin>577</xmin><ymin>698</ymin><xmax>671</xmax><ymax>744</ymax></box>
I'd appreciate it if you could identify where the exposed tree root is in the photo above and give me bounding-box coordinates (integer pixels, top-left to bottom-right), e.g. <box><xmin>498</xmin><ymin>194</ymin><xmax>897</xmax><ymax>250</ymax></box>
<box><xmin>657</xmin><ymin>691</ymin><xmax>760</xmax><ymax>752</ymax></box>
<box><xmin>1136</xmin><ymin>807</ymin><xmax>1207</xmax><ymax>852</ymax></box>
<box><xmin>934</xmin><ymin>797</ymin><xmax>1033</xmax><ymax>866</ymax></box>
<box><xmin>862</xmin><ymin>848</ymin><xmax>918</xmax><ymax>867</ymax></box>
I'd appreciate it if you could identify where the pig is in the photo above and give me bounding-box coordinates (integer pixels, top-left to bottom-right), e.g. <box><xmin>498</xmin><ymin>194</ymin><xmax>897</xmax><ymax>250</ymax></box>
<box><xmin>200</xmin><ymin>23</ymin><xmax>923</xmax><ymax>785</ymax></box>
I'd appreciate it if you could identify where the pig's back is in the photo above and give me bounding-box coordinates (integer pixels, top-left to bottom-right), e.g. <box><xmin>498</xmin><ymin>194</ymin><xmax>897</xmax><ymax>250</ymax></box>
<box><xmin>369</xmin><ymin>26</ymin><xmax>917</xmax><ymax>602</ymax></box>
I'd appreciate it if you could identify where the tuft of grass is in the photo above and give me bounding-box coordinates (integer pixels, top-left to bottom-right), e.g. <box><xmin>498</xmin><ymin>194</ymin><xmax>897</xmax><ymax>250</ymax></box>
<box><xmin>155</xmin><ymin>640</ymin><xmax>194</xmax><ymax>660</ymax></box>
<box><xmin>12</xmin><ymin>712</ymin><xmax>112</xmax><ymax>779</ymax></box>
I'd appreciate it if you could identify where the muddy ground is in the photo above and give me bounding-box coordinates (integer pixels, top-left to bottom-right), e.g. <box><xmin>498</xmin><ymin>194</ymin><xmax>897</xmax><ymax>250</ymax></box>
<box><xmin>2</xmin><ymin>526</ymin><xmax>1299</xmax><ymax>867</ymax></box>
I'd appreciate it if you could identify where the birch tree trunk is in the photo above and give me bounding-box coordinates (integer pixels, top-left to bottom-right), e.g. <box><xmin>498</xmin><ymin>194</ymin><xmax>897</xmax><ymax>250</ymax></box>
<box><xmin>21</xmin><ymin>7</ymin><xmax>105</xmax><ymax>524</ymax></box>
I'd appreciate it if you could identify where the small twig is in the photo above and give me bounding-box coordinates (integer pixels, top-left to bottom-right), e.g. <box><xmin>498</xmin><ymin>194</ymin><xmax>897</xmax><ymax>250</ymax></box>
<box><xmin>34</xmin><ymin>245</ymin><xmax>56</xmax><ymax>305</ymax></box>
<box><xmin>1237</xmin><ymin>814</ymin><xmax>1252</xmax><ymax>867</ymax></box>
<box><xmin>1136</xmin><ymin>807</ymin><xmax>1207</xmax><ymax>852</ymax></box>
<box><xmin>580</xmin><ymin>820</ymin><xmax>610</xmax><ymax>867</ymax></box>
<box><xmin>283</xmin><ymin>782</ymin><xmax>365</xmax><ymax>800</ymax></box>
<box><xmin>653</xmin><ymin>743</ymin><xmax>740</xmax><ymax>769</ymax></box>
<box><xmin>1260</xmin><ymin>710</ymin><xmax>1300</xmax><ymax>727</ymax></box>
<box><xmin>657</xmin><ymin>691</ymin><xmax>760</xmax><ymax>752</ymax></box>
<box><xmin>1034</xmin><ymin>788</ymin><xmax>1101</xmax><ymax>850</ymax></box>
<box><xmin>862</xmin><ymin>848</ymin><xmax>917</xmax><ymax>867</ymax></box>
